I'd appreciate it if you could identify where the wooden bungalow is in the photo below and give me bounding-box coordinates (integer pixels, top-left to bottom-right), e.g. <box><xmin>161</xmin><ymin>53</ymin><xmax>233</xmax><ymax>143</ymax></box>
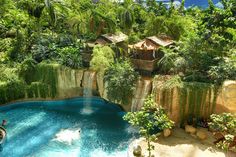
<box><xmin>129</xmin><ymin>35</ymin><xmax>174</xmax><ymax>72</ymax></box>
<box><xmin>82</xmin><ymin>33</ymin><xmax>128</xmax><ymax>66</ymax></box>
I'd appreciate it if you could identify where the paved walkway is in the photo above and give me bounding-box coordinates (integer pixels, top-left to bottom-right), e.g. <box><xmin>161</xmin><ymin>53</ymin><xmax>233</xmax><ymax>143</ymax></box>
<box><xmin>128</xmin><ymin>128</ymin><xmax>236</xmax><ymax>157</ymax></box>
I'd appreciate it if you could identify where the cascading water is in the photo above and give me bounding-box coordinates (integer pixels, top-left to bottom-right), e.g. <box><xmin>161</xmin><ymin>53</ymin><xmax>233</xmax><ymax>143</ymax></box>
<box><xmin>83</xmin><ymin>71</ymin><xmax>96</xmax><ymax>97</ymax></box>
<box><xmin>131</xmin><ymin>79</ymin><xmax>152</xmax><ymax>111</ymax></box>
<box><xmin>82</xmin><ymin>71</ymin><xmax>96</xmax><ymax>115</ymax></box>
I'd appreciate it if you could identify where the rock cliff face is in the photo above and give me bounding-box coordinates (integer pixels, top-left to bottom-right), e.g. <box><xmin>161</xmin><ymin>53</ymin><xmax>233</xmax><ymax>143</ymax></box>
<box><xmin>1</xmin><ymin>65</ymin><xmax>235</xmax><ymax>124</ymax></box>
<box><xmin>215</xmin><ymin>80</ymin><xmax>236</xmax><ymax>114</ymax></box>
<box><xmin>55</xmin><ymin>67</ymin><xmax>236</xmax><ymax>123</ymax></box>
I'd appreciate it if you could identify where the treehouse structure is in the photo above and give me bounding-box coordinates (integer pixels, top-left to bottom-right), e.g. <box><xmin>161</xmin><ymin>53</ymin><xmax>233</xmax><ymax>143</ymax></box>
<box><xmin>129</xmin><ymin>35</ymin><xmax>174</xmax><ymax>73</ymax></box>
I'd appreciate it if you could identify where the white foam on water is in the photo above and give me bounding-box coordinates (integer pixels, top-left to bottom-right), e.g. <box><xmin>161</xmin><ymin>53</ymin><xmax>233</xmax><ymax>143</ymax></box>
<box><xmin>80</xmin><ymin>107</ymin><xmax>94</xmax><ymax>115</ymax></box>
<box><xmin>53</xmin><ymin>128</ymin><xmax>81</xmax><ymax>145</ymax></box>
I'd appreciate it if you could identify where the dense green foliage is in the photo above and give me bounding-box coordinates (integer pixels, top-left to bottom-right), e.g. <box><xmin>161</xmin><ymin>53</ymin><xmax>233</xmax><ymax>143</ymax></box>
<box><xmin>124</xmin><ymin>95</ymin><xmax>174</xmax><ymax>157</ymax></box>
<box><xmin>0</xmin><ymin>62</ymin><xmax>59</xmax><ymax>104</ymax></box>
<box><xmin>0</xmin><ymin>0</ymin><xmax>235</xmax><ymax>84</ymax></box>
<box><xmin>209</xmin><ymin>113</ymin><xmax>236</xmax><ymax>134</ymax></box>
<box><xmin>208</xmin><ymin>113</ymin><xmax>236</xmax><ymax>151</ymax></box>
<box><xmin>104</xmin><ymin>60</ymin><xmax>138</xmax><ymax>104</ymax></box>
<box><xmin>90</xmin><ymin>45</ymin><xmax>115</xmax><ymax>73</ymax></box>
<box><xmin>0</xmin><ymin>80</ymin><xmax>26</xmax><ymax>104</ymax></box>
<box><xmin>57</xmin><ymin>46</ymin><xmax>82</xmax><ymax>69</ymax></box>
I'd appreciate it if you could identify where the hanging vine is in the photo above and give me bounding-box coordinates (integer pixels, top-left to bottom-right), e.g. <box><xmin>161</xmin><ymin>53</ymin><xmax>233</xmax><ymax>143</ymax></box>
<box><xmin>154</xmin><ymin>75</ymin><xmax>220</xmax><ymax>126</ymax></box>
<box><xmin>178</xmin><ymin>82</ymin><xmax>220</xmax><ymax>126</ymax></box>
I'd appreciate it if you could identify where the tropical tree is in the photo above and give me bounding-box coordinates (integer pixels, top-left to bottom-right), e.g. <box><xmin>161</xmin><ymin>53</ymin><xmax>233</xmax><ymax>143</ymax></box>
<box><xmin>90</xmin><ymin>45</ymin><xmax>115</xmax><ymax>73</ymax></box>
<box><xmin>104</xmin><ymin>60</ymin><xmax>138</xmax><ymax>105</ymax></box>
<box><xmin>157</xmin><ymin>47</ymin><xmax>178</xmax><ymax>74</ymax></box>
<box><xmin>124</xmin><ymin>95</ymin><xmax>174</xmax><ymax>157</ymax></box>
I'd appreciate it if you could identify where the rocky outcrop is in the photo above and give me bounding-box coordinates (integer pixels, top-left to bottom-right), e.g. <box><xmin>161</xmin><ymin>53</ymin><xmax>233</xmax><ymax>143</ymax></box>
<box><xmin>163</xmin><ymin>129</ymin><xmax>172</xmax><ymax>137</ymax></box>
<box><xmin>185</xmin><ymin>125</ymin><xmax>197</xmax><ymax>134</ymax></box>
<box><xmin>196</xmin><ymin>130</ymin><xmax>207</xmax><ymax>140</ymax></box>
<box><xmin>132</xmin><ymin>144</ymin><xmax>142</xmax><ymax>156</ymax></box>
<box><xmin>57</xmin><ymin>67</ymin><xmax>83</xmax><ymax>98</ymax></box>
<box><xmin>131</xmin><ymin>78</ymin><xmax>152</xmax><ymax>111</ymax></box>
<box><xmin>215</xmin><ymin>80</ymin><xmax>236</xmax><ymax>114</ymax></box>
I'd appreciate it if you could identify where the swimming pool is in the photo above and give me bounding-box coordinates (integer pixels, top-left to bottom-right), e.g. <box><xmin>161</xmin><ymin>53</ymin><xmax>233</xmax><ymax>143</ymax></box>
<box><xmin>0</xmin><ymin>98</ymin><xmax>138</xmax><ymax>157</ymax></box>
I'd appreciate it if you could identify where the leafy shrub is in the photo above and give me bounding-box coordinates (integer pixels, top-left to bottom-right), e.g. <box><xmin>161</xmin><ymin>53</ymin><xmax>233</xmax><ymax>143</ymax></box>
<box><xmin>104</xmin><ymin>60</ymin><xmax>138</xmax><ymax>105</ymax></box>
<box><xmin>90</xmin><ymin>45</ymin><xmax>115</xmax><ymax>73</ymax></box>
<box><xmin>0</xmin><ymin>80</ymin><xmax>26</xmax><ymax>104</ymax></box>
<box><xmin>208</xmin><ymin>113</ymin><xmax>236</xmax><ymax>134</ymax></box>
<box><xmin>56</xmin><ymin>34</ymin><xmax>76</xmax><ymax>47</ymax></box>
<box><xmin>124</xmin><ymin>95</ymin><xmax>174</xmax><ymax>157</ymax></box>
<box><xmin>0</xmin><ymin>66</ymin><xmax>20</xmax><ymax>83</ymax></box>
<box><xmin>208</xmin><ymin>113</ymin><xmax>236</xmax><ymax>151</ymax></box>
<box><xmin>157</xmin><ymin>47</ymin><xmax>179</xmax><ymax>74</ymax></box>
<box><xmin>31</xmin><ymin>36</ymin><xmax>57</xmax><ymax>62</ymax></box>
<box><xmin>57</xmin><ymin>46</ymin><xmax>82</xmax><ymax>69</ymax></box>
<box><xmin>208</xmin><ymin>57</ymin><xmax>236</xmax><ymax>84</ymax></box>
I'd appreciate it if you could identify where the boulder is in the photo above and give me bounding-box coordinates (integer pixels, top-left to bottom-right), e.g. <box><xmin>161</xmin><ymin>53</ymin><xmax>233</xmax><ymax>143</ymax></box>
<box><xmin>196</xmin><ymin>130</ymin><xmax>207</xmax><ymax>140</ymax></box>
<box><xmin>133</xmin><ymin>144</ymin><xmax>142</xmax><ymax>156</ymax></box>
<box><xmin>185</xmin><ymin>125</ymin><xmax>197</xmax><ymax>134</ymax></box>
<box><xmin>163</xmin><ymin>129</ymin><xmax>171</xmax><ymax>137</ymax></box>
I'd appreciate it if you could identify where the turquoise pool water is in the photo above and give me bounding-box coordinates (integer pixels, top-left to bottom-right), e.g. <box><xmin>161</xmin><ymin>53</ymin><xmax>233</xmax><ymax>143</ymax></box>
<box><xmin>0</xmin><ymin>98</ymin><xmax>138</xmax><ymax>157</ymax></box>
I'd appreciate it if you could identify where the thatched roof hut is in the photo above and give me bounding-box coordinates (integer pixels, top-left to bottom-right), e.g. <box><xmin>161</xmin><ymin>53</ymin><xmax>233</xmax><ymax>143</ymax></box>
<box><xmin>95</xmin><ymin>32</ymin><xmax>128</xmax><ymax>45</ymax></box>
<box><xmin>129</xmin><ymin>35</ymin><xmax>173</xmax><ymax>52</ymax></box>
<box><xmin>129</xmin><ymin>35</ymin><xmax>174</xmax><ymax>72</ymax></box>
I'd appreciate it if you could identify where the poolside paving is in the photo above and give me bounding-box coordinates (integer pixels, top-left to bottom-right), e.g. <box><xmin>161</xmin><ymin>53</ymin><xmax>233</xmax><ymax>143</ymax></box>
<box><xmin>128</xmin><ymin>128</ymin><xmax>236</xmax><ymax>157</ymax></box>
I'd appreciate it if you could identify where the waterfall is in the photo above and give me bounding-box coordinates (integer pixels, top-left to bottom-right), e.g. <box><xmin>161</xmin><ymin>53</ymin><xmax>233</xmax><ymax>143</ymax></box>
<box><xmin>131</xmin><ymin>79</ymin><xmax>152</xmax><ymax>111</ymax></box>
<box><xmin>83</xmin><ymin>71</ymin><xmax>96</xmax><ymax>97</ymax></box>
<box><xmin>81</xmin><ymin>71</ymin><xmax>96</xmax><ymax>115</ymax></box>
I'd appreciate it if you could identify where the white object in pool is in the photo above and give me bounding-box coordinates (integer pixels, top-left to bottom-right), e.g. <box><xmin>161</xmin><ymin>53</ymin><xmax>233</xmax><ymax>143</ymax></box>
<box><xmin>53</xmin><ymin>128</ymin><xmax>81</xmax><ymax>145</ymax></box>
